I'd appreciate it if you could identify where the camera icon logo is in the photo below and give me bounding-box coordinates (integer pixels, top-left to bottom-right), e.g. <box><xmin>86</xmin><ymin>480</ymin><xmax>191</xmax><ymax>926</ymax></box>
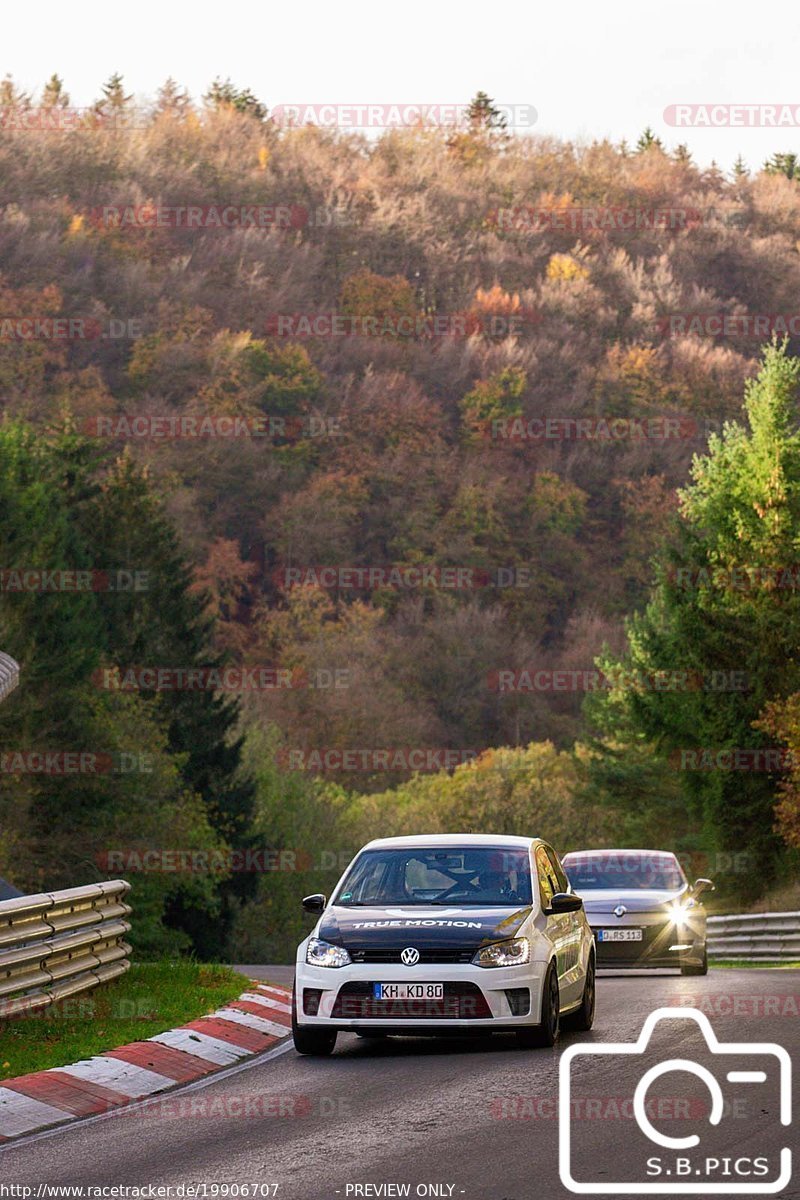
<box><xmin>559</xmin><ymin>1007</ymin><xmax>792</xmax><ymax>1193</ymax></box>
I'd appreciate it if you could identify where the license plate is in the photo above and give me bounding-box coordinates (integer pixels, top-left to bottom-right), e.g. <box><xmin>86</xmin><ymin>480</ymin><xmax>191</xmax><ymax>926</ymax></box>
<box><xmin>372</xmin><ymin>983</ymin><xmax>444</xmax><ymax>1000</ymax></box>
<box><xmin>598</xmin><ymin>928</ymin><xmax>643</xmax><ymax>942</ymax></box>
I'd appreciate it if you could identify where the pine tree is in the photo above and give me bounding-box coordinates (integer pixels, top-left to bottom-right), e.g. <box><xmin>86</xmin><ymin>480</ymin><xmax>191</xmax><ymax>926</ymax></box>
<box><xmin>591</xmin><ymin>342</ymin><xmax>800</xmax><ymax>894</ymax></box>
<box><xmin>203</xmin><ymin>77</ymin><xmax>266</xmax><ymax>121</ymax></box>
<box><xmin>636</xmin><ymin>126</ymin><xmax>664</xmax><ymax>153</ymax></box>
<box><xmin>41</xmin><ymin>74</ymin><xmax>70</xmax><ymax>109</ymax></box>
<box><xmin>763</xmin><ymin>152</ymin><xmax>799</xmax><ymax>179</ymax></box>
<box><xmin>0</xmin><ymin>75</ymin><xmax>31</xmax><ymax>110</ymax></box>
<box><xmin>155</xmin><ymin>77</ymin><xmax>192</xmax><ymax>116</ymax></box>
<box><xmin>93</xmin><ymin>72</ymin><xmax>133</xmax><ymax>120</ymax></box>
<box><xmin>466</xmin><ymin>91</ymin><xmax>507</xmax><ymax>133</ymax></box>
<box><xmin>77</xmin><ymin>450</ymin><xmax>255</xmax><ymax>956</ymax></box>
<box><xmin>732</xmin><ymin>153</ymin><xmax>749</xmax><ymax>180</ymax></box>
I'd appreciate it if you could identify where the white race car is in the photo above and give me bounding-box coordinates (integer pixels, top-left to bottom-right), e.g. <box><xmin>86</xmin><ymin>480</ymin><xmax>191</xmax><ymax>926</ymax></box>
<box><xmin>292</xmin><ymin>833</ymin><xmax>596</xmax><ymax>1055</ymax></box>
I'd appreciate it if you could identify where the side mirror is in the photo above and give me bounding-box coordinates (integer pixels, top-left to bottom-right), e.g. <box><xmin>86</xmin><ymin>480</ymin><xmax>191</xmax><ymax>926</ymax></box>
<box><xmin>302</xmin><ymin>893</ymin><xmax>327</xmax><ymax>915</ymax></box>
<box><xmin>693</xmin><ymin>878</ymin><xmax>715</xmax><ymax>897</ymax></box>
<box><xmin>547</xmin><ymin>891</ymin><xmax>583</xmax><ymax>914</ymax></box>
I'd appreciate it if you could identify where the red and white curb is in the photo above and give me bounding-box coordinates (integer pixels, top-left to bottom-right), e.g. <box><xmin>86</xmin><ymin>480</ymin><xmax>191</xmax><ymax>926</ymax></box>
<box><xmin>0</xmin><ymin>982</ymin><xmax>292</xmax><ymax>1143</ymax></box>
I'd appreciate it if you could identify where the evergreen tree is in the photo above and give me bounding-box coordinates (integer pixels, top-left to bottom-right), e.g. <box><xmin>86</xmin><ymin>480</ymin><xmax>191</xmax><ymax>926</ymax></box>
<box><xmin>93</xmin><ymin>73</ymin><xmax>133</xmax><ymax>121</ymax></box>
<box><xmin>0</xmin><ymin>75</ymin><xmax>31</xmax><ymax>109</ymax></box>
<box><xmin>466</xmin><ymin>91</ymin><xmax>507</xmax><ymax>132</ymax></box>
<box><xmin>763</xmin><ymin>152</ymin><xmax>799</xmax><ymax>179</ymax></box>
<box><xmin>203</xmin><ymin>78</ymin><xmax>266</xmax><ymax>121</ymax></box>
<box><xmin>732</xmin><ymin>153</ymin><xmax>749</xmax><ymax>180</ymax></box>
<box><xmin>590</xmin><ymin>343</ymin><xmax>800</xmax><ymax>893</ymax></box>
<box><xmin>636</xmin><ymin>126</ymin><xmax>664</xmax><ymax>152</ymax></box>
<box><xmin>155</xmin><ymin>77</ymin><xmax>192</xmax><ymax>116</ymax></box>
<box><xmin>76</xmin><ymin>450</ymin><xmax>255</xmax><ymax>956</ymax></box>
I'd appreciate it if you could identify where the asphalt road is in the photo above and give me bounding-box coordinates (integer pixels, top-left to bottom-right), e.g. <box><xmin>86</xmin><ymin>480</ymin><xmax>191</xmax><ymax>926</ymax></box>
<box><xmin>2</xmin><ymin>969</ymin><xmax>798</xmax><ymax>1200</ymax></box>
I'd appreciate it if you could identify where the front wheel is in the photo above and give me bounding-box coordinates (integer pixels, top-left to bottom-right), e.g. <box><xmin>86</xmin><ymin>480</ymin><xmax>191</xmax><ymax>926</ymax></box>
<box><xmin>563</xmin><ymin>954</ymin><xmax>595</xmax><ymax>1031</ymax></box>
<box><xmin>292</xmin><ymin>986</ymin><xmax>337</xmax><ymax>1056</ymax></box>
<box><xmin>681</xmin><ymin>946</ymin><xmax>708</xmax><ymax>976</ymax></box>
<box><xmin>516</xmin><ymin>962</ymin><xmax>560</xmax><ymax>1048</ymax></box>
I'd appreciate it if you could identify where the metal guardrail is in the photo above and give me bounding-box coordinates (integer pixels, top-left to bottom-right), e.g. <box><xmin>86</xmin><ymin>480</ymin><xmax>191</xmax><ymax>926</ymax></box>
<box><xmin>707</xmin><ymin>911</ymin><xmax>800</xmax><ymax>962</ymax></box>
<box><xmin>0</xmin><ymin>880</ymin><xmax>132</xmax><ymax>1018</ymax></box>
<box><xmin>0</xmin><ymin>652</ymin><xmax>19</xmax><ymax>703</ymax></box>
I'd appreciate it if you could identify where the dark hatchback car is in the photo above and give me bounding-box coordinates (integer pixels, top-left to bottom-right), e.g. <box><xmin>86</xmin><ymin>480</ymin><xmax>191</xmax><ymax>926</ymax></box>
<box><xmin>561</xmin><ymin>849</ymin><xmax>714</xmax><ymax>975</ymax></box>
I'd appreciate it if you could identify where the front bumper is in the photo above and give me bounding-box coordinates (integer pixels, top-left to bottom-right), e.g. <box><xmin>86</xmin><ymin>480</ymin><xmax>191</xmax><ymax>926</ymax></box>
<box><xmin>588</xmin><ymin>915</ymin><xmax>706</xmax><ymax>968</ymax></box>
<box><xmin>294</xmin><ymin>958</ymin><xmax>549</xmax><ymax>1031</ymax></box>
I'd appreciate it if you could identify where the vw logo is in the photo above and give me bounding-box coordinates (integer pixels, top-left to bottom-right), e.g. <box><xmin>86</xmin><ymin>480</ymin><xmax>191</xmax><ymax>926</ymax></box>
<box><xmin>614</xmin><ymin>905</ymin><xmax>627</xmax><ymax>918</ymax></box>
<box><xmin>400</xmin><ymin>946</ymin><xmax>420</xmax><ymax>966</ymax></box>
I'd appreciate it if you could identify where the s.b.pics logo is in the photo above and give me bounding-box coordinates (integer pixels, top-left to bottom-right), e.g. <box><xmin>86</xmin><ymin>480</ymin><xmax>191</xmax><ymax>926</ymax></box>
<box><xmin>559</xmin><ymin>1008</ymin><xmax>792</xmax><ymax>1193</ymax></box>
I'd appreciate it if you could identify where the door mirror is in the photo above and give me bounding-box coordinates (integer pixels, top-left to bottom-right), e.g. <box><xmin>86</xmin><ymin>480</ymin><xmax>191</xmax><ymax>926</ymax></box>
<box><xmin>302</xmin><ymin>893</ymin><xmax>327</xmax><ymax>915</ymax></box>
<box><xmin>547</xmin><ymin>891</ymin><xmax>583</xmax><ymax>914</ymax></box>
<box><xmin>692</xmin><ymin>878</ymin><xmax>715</xmax><ymax>897</ymax></box>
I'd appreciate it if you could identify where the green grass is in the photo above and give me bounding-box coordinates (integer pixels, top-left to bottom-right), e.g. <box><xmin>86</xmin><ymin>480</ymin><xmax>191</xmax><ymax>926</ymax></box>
<box><xmin>0</xmin><ymin>961</ymin><xmax>248</xmax><ymax>1081</ymax></box>
<box><xmin>711</xmin><ymin>960</ymin><xmax>800</xmax><ymax>969</ymax></box>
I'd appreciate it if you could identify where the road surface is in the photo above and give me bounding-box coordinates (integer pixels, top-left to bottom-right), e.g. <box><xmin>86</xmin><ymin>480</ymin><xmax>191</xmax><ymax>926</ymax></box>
<box><xmin>2</xmin><ymin>969</ymin><xmax>797</xmax><ymax>1200</ymax></box>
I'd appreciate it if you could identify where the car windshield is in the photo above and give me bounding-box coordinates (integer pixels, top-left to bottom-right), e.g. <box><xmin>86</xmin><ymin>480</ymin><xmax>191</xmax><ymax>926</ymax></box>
<box><xmin>333</xmin><ymin>847</ymin><xmax>533</xmax><ymax>907</ymax></box>
<box><xmin>563</xmin><ymin>854</ymin><xmax>685</xmax><ymax>891</ymax></box>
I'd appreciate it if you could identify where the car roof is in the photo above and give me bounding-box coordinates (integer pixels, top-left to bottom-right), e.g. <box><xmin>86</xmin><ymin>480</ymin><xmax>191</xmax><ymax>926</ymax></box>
<box><xmin>561</xmin><ymin>848</ymin><xmax>678</xmax><ymax>858</ymax></box>
<box><xmin>361</xmin><ymin>834</ymin><xmax>541</xmax><ymax>851</ymax></box>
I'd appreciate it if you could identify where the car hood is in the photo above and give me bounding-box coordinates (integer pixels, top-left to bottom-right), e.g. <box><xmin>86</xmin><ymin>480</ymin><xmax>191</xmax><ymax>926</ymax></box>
<box><xmin>318</xmin><ymin>905</ymin><xmax>533</xmax><ymax>950</ymax></box>
<box><xmin>577</xmin><ymin>887</ymin><xmax>688</xmax><ymax>915</ymax></box>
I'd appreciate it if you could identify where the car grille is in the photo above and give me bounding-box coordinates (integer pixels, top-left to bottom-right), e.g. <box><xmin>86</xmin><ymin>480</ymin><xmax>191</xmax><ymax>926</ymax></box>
<box><xmin>347</xmin><ymin>948</ymin><xmax>475</xmax><ymax>965</ymax></box>
<box><xmin>331</xmin><ymin>981</ymin><xmax>492</xmax><ymax>1020</ymax></box>
<box><xmin>594</xmin><ymin>922</ymin><xmax>675</xmax><ymax>962</ymax></box>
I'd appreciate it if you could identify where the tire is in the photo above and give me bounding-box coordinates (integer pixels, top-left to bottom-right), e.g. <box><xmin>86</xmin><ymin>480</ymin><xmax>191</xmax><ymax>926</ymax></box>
<box><xmin>292</xmin><ymin>985</ymin><xmax>337</xmax><ymax>1056</ymax></box>
<box><xmin>563</xmin><ymin>953</ymin><xmax>595</xmax><ymax>1032</ymax></box>
<box><xmin>516</xmin><ymin>962</ymin><xmax>560</xmax><ymax>1048</ymax></box>
<box><xmin>681</xmin><ymin>946</ymin><xmax>708</xmax><ymax>976</ymax></box>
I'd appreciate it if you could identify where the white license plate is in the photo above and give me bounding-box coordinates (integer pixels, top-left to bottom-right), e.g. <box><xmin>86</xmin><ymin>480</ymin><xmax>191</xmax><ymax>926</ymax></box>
<box><xmin>373</xmin><ymin>983</ymin><xmax>444</xmax><ymax>1000</ymax></box>
<box><xmin>598</xmin><ymin>928</ymin><xmax>643</xmax><ymax>942</ymax></box>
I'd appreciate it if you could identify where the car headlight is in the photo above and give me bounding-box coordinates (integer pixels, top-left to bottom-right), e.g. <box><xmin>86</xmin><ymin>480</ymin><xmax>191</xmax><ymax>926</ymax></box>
<box><xmin>473</xmin><ymin>937</ymin><xmax>530</xmax><ymax>968</ymax></box>
<box><xmin>668</xmin><ymin>900</ymin><xmax>696</xmax><ymax>929</ymax></box>
<box><xmin>306</xmin><ymin>937</ymin><xmax>352</xmax><ymax>968</ymax></box>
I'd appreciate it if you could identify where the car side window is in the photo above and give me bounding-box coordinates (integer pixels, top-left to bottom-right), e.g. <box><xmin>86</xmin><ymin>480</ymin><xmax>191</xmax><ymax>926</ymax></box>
<box><xmin>544</xmin><ymin>846</ymin><xmax>569</xmax><ymax>893</ymax></box>
<box><xmin>535</xmin><ymin>846</ymin><xmax>557</xmax><ymax>908</ymax></box>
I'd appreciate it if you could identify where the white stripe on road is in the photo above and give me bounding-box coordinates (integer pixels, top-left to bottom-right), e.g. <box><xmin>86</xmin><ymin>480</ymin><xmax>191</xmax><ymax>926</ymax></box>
<box><xmin>55</xmin><ymin>1058</ymin><xmax>172</xmax><ymax>1098</ymax></box>
<box><xmin>149</xmin><ymin>1028</ymin><xmax>252</xmax><ymax>1066</ymax></box>
<box><xmin>0</xmin><ymin>1089</ymin><xmax>73</xmax><ymax>1138</ymax></box>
